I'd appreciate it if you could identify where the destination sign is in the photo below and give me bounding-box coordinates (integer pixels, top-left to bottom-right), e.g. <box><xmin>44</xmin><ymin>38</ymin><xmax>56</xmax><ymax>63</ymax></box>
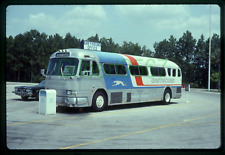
<box><xmin>82</xmin><ymin>40</ymin><xmax>101</xmax><ymax>51</ymax></box>
<box><xmin>56</xmin><ymin>52</ymin><xmax>70</xmax><ymax>57</ymax></box>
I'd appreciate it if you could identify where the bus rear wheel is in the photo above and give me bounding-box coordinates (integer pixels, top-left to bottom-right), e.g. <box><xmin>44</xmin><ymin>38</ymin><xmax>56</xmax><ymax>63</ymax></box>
<box><xmin>92</xmin><ymin>91</ymin><xmax>107</xmax><ymax>112</ymax></box>
<box><xmin>163</xmin><ymin>89</ymin><xmax>171</xmax><ymax>104</ymax></box>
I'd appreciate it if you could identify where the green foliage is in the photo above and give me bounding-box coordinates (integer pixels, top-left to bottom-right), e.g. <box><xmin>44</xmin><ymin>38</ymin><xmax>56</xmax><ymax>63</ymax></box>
<box><xmin>154</xmin><ymin>31</ymin><xmax>221</xmax><ymax>89</ymax></box>
<box><xmin>87</xmin><ymin>34</ymin><xmax>100</xmax><ymax>43</ymax></box>
<box><xmin>100</xmin><ymin>37</ymin><xmax>120</xmax><ymax>53</ymax></box>
<box><xmin>6</xmin><ymin>29</ymin><xmax>220</xmax><ymax>89</ymax></box>
<box><xmin>211</xmin><ymin>72</ymin><xmax>219</xmax><ymax>83</ymax></box>
<box><xmin>190</xmin><ymin>83</ymin><xmax>199</xmax><ymax>88</ymax></box>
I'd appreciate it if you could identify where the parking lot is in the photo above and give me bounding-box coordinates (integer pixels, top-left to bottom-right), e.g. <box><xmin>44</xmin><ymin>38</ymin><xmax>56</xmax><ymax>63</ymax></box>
<box><xmin>6</xmin><ymin>82</ymin><xmax>221</xmax><ymax>149</ymax></box>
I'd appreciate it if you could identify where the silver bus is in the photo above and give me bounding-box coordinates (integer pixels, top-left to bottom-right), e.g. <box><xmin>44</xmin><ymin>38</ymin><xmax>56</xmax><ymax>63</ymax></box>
<box><xmin>41</xmin><ymin>48</ymin><xmax>182</xmax><ymax>111</ymax></box>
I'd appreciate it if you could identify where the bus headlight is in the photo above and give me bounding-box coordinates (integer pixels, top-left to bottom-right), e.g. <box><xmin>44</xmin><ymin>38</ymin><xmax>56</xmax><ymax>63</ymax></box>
<box><xmin>66</xmin><ymin>90</ymin><xmax>77</xmax><ymax>96</ymax></box>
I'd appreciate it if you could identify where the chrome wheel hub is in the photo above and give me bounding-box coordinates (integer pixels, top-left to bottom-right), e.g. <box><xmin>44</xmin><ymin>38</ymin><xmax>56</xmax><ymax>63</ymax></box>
<box><xmin>165</xmin><ymin>93</ymin><xmax>171</xmax><ymax>102</ymax></box>
<box><xmin>96</xmin><ymin>95</ymin><xmax>104</xmax><ymax>108</ymax></box>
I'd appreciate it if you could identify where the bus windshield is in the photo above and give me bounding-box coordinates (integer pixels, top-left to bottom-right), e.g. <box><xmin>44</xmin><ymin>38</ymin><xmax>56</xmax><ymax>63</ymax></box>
<box><xmin>46</xmin><ymin>58</ymin><xmax>79</xmax><ymax>76</ymax></box>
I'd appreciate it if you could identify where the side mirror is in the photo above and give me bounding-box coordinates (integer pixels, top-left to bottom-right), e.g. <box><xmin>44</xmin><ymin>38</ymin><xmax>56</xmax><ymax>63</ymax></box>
<box><xmin>41</xmin><ymin>69</ymin><xmax>46</xmax><ymax>78</ymax></box>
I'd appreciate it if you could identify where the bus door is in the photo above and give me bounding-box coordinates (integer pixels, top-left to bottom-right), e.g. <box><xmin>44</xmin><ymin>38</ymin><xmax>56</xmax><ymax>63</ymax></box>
<box><xmin>78</xmin><ymin>59</ymin><xmax>100</xmax><ymax>96</ymax></box>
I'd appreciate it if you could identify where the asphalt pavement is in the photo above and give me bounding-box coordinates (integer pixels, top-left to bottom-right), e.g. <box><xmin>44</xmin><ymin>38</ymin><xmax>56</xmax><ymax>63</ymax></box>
<box><xmin>6</xmin><ymin>82</ymin><xmax>221</xmax><ymax>150</ymax></box>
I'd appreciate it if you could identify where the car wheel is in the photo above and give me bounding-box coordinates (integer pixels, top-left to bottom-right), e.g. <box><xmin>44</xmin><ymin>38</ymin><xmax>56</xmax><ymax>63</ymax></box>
<box><xmin>35</xmin><ymin>91</ymin><xmax>39</xmax><ymax>101</ymax></box>
<box><xmin>21</xmin><ymin>96</ymin><xmax>28</xmax><ymax>100</ymax></box>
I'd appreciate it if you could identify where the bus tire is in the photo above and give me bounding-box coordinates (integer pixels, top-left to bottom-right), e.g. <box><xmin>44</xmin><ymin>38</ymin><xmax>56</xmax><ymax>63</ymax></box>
<box><xmin>163</xmin><ymin>89</ymin><xmax>171</xmax><ymax>104</ymax></box>
<box><xmin>92</xmin><ymin>91</ymin><xmax>107</xmax><ymax>112</ymax></box>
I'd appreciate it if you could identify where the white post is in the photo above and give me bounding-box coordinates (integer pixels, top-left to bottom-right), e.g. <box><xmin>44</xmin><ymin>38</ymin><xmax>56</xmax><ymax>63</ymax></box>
<box><xmin>185</xmin><ymin>84</ymin><xmax>190</xmax><ymax>103</ymax></box>
<box><xmin>208</xmin><ymin>5</ymin><xmax>211</xmax><ymax>92</ymax></box>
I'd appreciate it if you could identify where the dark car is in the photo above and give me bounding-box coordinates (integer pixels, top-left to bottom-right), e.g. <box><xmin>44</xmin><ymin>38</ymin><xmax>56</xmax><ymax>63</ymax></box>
<box><xmin>12</xmin><ymin>80</ymin><xmax>45</xmax><ymax>100</ymax></box>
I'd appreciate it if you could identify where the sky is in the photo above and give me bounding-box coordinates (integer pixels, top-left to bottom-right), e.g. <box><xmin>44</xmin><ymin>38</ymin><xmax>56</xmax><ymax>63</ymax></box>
<box><xmin>6</xmin><ymin>5</ymin><xmax>220</xmax><ymax>50</ymax></box>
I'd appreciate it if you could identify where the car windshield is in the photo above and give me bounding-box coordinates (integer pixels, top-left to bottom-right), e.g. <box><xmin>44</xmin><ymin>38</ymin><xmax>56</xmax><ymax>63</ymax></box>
<box><xmin>46</xmin><ymin>58</ymin><xmax>79</xmax><ymax>76</ymax></box>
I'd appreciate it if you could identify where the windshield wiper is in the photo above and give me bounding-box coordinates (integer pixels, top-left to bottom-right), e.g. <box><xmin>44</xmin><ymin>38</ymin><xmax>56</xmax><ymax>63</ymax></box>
<box><xmin>60</xmin><ymin>64</ymin><xmax>64</xmax><ymax>76</ymax></box>
<box><xmin>49</xmin><ymin>63</ymin><xmax>57</xmax><ymax>78</ymax></box>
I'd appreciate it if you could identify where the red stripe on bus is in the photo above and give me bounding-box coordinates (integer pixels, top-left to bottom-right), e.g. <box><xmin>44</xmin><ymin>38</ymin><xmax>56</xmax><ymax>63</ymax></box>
<box><xmin>135</xmin><ymin>77</ymin><xmax>143</xmax><ymax>86</ymax></box>
<box><xmin>123</xmin><ymin>54</ymin><xmax>143</xmax><ymax>86</ymax></box>
<box><xmin>124</xmin><ymin>54</ymin><xmax>138</xmax><ymax>65</ymax></box>
<box><xmin>123</xmin><ymin>54</ymin><xmax>181</xmax><ymax>87</ymax></box>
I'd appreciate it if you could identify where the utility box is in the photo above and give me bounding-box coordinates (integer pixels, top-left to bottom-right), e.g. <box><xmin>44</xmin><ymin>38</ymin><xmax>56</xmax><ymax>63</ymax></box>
<box><xmin>185</xmin><ymin>84</ymin><xmax>190</xmax><ymax>91</ymax></box>
<box><xmin>39</xmin><ymin>89</ymin><xmax>56</xmax><ymax>115</ymax></box>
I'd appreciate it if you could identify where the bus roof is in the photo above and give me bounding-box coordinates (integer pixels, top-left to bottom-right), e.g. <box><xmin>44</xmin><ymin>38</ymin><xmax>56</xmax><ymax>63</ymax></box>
<box><xmin>50</xmin><ymin>48</ymin><xmax>180</xmax><ymax>69</ymax></box>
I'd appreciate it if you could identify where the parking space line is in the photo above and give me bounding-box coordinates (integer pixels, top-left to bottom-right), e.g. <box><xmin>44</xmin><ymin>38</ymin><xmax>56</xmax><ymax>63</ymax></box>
<box><xmin>60</xmin><ymin>123</ymin><xmax>175</xmax><ymax>149</ymax></box>
<box><xmin>59</xmin><ymin>112</ymin><xmax>219</xmax><ymax>149</ymax></box>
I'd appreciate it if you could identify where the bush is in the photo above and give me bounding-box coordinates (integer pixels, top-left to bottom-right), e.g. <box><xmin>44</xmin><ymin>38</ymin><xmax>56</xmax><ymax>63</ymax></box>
<box><xmin>190</xmin><ymin>83</ymin><xmax>199</xmax><ymax>88</ymax></box>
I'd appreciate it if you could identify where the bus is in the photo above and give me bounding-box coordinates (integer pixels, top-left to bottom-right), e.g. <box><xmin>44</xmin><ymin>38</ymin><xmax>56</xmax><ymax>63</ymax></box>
<box><xmin>41</xmin><ymin>48</ymin><xmax>182</xmax><ymax>112</ymax></box>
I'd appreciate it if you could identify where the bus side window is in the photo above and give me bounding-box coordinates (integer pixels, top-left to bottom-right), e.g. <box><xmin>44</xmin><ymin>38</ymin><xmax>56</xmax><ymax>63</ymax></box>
<box><xmin>80</xmin><ymin>60</ymin><xmax>90</xmax><ymax>75</ymax></box>
<box><xmin>178</xmin><ymin>69</ymin><xmax>181</xmax><ymax>77</ymax></box>
<box><xmin>104</xmin><ymin>64</ymin><xmax>116</xmax><ymax>74</ymax></box>
<box><xmin>150</xmin><ymin>67</ymin><xmax>158</xmax><ymax>76</ymax></box>
<box><xmin>139</xmin><ymin>66</ymin><xmax>148</xmax><ymax>75</ymax></box>
<box><xmin>168</xmin><ymin>68</ymin><xmax>171</xmax><ymax>76</ymax></box>
<box><xmin>92</xmin><ymin>61</ymin><xmax>99</xmax><ymax>76</ymax></box>
<box><xmin>116</xmin><ymin>65</ymin><xmax>126</xmax><ymax>75</ymax></box>
<box><xmin>150</xmin><ymin>67</ymin><xmax>166</xmax><ymax>77</ymax></box>
<box><xmin>159</xmin><ymin>67</ymin><xmax>166</xmax><ymax>76</ymax></box>
<box><xmin>129</xmin><ymin>66</ymin><xmax>139</xmax><ymax>75</ymax></box>
<box><xmin>172</xmin><ymin>69</ymin><xmax>176</xmax><ymax>77</ymax></box>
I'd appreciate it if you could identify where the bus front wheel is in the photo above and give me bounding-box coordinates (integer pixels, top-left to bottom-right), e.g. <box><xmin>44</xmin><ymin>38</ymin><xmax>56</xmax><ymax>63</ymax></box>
<box><xmin>163</xmin><ymin>89</ymin><xmax>171</xmax><ymax>104</ymax></box>
<box><xmin>92</xmin><ymin>91</ymin><xmax>107</xmax><ymax>112</ymax></box>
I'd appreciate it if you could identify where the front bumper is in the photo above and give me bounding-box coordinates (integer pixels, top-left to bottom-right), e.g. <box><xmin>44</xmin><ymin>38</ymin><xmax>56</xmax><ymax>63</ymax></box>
<box><xmin>56</xmin><ymin>96</ymin><xmax>89</xmax><ymax>107</ymax></box>
<box><xmin>12</xmin><ymin>90</ymin><xmax>33</xmax><ymax>97</ymax></box>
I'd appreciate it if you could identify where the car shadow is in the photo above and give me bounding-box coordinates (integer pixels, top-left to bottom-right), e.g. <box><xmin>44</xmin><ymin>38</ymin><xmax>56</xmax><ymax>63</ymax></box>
<box><xmin>11</xmin><ymin>98</ymin><xmax>38</xmax><ymax>102</ymax></box>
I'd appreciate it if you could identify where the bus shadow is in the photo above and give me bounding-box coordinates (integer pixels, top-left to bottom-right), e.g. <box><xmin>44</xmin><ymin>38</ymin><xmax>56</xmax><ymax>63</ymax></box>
<box><xmin>56</xmin><ymin>106</ymin><xmax>92</xmax><ymax>114</ymax></box>
<box><xmin>56</xmin><ymin>101</ymin><xmax>179</xmax><ymax>114</ymax></box>
<box><xmin>105</xmin><ymin>101</ymin><xmax>179</xmax><ymax>112</ymax></box>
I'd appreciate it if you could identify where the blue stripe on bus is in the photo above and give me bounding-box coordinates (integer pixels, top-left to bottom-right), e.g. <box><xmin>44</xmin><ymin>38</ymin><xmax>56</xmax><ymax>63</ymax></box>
<box><xmin>99</xmin><ymin>64</ymin><xmax>134</xmax><ymax>90</ymax></box>
<box><xmin>93</xmin><ymin>51</ymin><xmax>181</xmax><ymax>90</ymax></box>
<box><xmin>93</xmin><ymin>51</ymin><xmax>127</xmax><ymax>64</ymax></box>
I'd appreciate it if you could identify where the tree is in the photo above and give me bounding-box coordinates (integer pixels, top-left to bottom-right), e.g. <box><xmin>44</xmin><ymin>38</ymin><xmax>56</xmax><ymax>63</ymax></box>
<box><xmin>100</xmin><ymin>37</ymin><xmax>119</xmax><ymax>53</ymax></box>
<box><xmin>64</xmin><ymin>33</ymin><xmax>80</xmax><ymax>48</ymax></box>
<box><xmin>177</xmin><ymin>31</ymin><xmax>196</xmax><ymax>63</ymax></box>
<box><xmin>120</xmin><ymin>41</ymin><xmax>142</xmax><ymax>56</ymax></box>
<box><xmin>177</xmin><ymin>31</ymin><xmax>196</xmax><ymax>84</ymax></box>
<box><xmin>53</xmin><ymin>33</ymin><xmax>65</xmax><ymax>49</ymax></box>
<box><xmin>6</xmin><ymin>36</ymin><xmax>17</xmax><ymax>81</ymax></box>
<box><xmin>210</xmin><ymin>34</ymin><xmax>221</xmax><ymax>90</ymax></box>
<box><xmin>141</xmin><ymin>45</ymin><xmax>154</xmax><ymax>57</ymax></box>
<box><xmin>167</xmin><ymin>36</ymin><xmax>180</xmax><ymax>63</ymax></box>
<box><xmin>13</xmin><ymin>33</ymin><xmax>28</xmax><ymax>82</ymax></box>
<box><xmin>193</xmin><ymin>34</ymin><xmax>208</xmax><ymax>88</ymax></box>
<box><xmin>87</xmin><ymin>34</ymin><xmax>100</xmax><ymax>43</ymax></box>
<box><xmin>211</xmin><ymin>72</ymin><xmax>219</xmax><ymax>90</ymax></box>
<box><xmin>153</xmin><ymin>39</ymin><xmax>170</xmax><ymax>59</ymax></box>
<box><xmin>153</xmin><ymin>35</ymin><xmax>179</xmax><ymax>62</ymax></box>
<box><xmin>6</xmin><ymin>29</ymin><xmax>220</xmax><ymax>87</ymax></box>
